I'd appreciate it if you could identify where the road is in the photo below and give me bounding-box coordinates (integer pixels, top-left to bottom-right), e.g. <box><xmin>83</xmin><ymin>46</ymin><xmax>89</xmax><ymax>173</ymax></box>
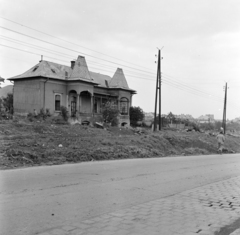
<box><xmin>1</xmin><ymin>154</ymin><xmax>240</xmax><ymax>235</ymax></box>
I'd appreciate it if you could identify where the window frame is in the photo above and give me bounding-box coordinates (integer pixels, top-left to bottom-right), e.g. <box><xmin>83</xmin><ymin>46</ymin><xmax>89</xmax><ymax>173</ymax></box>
<box><xmin>120</xmin><ymin>97</ymin><xmax>129</xmax><ymax>115</ymax></box>
<box><xmin>54</xmin><ymin>93</ymin><xmax>62</xmax><ymax>112</ymax></box>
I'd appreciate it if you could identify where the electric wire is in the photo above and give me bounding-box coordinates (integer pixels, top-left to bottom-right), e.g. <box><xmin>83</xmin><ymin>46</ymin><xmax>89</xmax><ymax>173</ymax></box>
<box><xmin>0</xmin><ymin>26</ymin><xmax>154</xmax><ymax>75</ymax></box>
<box><xmin>1</xmin><ymin>27</ymin><xmax>239</xmax><ymax>110</ymax></box>
<box><xmin>0</xmin><ymin>29</ymin><xmax>227</xmax><ymax>101</ymax></box>
<box><xmin>0</xmin><ymin>16</ymin><xmax>154</xmax><ymax>71</ymax></box>
<box><xmin>2</xmin><ymin>42</ymin><xmax>239</xmax><ymax>109</ymax></box>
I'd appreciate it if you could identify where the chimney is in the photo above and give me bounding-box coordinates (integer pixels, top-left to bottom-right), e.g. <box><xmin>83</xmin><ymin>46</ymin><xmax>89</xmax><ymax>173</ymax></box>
<box><xmin>71</xmin><ymin>61</ymin><xmax>75</xmax><ymax>69</ymax></box>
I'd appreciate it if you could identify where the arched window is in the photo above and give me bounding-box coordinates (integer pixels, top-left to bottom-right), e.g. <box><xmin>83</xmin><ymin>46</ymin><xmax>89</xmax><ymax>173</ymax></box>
<box><xmin>55</xmin><ymin>94</ymin><xmax>61</xmax><ymax>111</ymax></box>
<box><xmin>120</xmin><ymin>97</ymin><xmax>129</xmax><ymax>115</ymax></box>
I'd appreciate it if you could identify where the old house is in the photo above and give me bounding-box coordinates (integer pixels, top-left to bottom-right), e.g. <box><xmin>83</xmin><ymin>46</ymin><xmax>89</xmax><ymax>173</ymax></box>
<box><xmin>8</xmin><ymin>55</ymin><xmax>136</xmax><ymax>126</ymax></box>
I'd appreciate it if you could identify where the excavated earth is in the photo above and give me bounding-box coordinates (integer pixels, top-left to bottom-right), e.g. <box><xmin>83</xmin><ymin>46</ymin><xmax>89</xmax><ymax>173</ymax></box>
<box><xmin>0</xmin><ymin>120</ymin><xmax>240</xmax><ymax>170</ymax></box>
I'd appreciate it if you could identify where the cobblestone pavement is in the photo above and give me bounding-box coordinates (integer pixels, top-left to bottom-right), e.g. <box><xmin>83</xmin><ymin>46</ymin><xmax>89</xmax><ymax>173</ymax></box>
<box><xmin>36</xmin><ymin>176</ymin><xmax>240</xmax><ymax>235</ymax></box>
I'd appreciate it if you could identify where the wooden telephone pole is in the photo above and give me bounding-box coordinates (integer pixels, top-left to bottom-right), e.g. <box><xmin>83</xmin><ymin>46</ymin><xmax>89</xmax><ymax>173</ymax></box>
<box><xmin>153</xmin><ymin>49</ymin><xmax>162</xmax><ymax>131</ymax></box>
<box><xmin>222</xmin><ymin>83</ymin><xmax>228</xmax><ymax>134</ymax></box>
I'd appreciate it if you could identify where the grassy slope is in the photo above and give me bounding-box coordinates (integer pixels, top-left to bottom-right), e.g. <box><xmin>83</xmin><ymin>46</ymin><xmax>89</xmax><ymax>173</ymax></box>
<box><xmin>0</xmin><ymin>120</ymin><xmax>240</xmax><ymax>170</ymax></box>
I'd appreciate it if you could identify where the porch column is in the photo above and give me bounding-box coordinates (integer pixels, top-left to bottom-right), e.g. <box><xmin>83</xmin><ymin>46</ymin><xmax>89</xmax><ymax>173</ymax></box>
<box><xmin>66</xmin><ymin>95</ymin><xmax>69</xmax><ymax>111</ymax></box>
<box><xmin>79</xmin><ymin>94</ymin><xmax>82</xmax><ymax>112</ymax></box>
<box><xmin>91</xmin><ymin>95</ymin><xmax>93</xmax><ymax>116</ymax></box>
<box><xmin>92</xmin><ymin>95</ymin><xmax>95</xmax><ymax>116</ymax></box>
<box><xmin>76</xmin><ymin>94</ymin><xmax>80</xmax><ymax>113</ymax></box>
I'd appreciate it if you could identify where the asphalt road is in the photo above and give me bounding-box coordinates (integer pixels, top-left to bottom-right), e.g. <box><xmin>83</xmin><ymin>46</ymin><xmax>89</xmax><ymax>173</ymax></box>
<box><xmin>1</xmin><ymin>154</ymin><xmax>240</xmax><ymax>235</ymax></box>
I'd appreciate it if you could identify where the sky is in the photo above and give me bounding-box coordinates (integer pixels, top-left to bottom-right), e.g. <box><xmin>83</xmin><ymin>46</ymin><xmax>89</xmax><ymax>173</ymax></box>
<box><xmin>0</xmin><ymin>0</ymin><xmax>239</xmax><ymax>120</ymax></box>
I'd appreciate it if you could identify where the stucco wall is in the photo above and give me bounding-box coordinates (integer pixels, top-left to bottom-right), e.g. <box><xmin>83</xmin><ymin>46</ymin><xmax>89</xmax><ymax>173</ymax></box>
<box><xmin>109</xmin><ymin>90</ymin><xmax>133</xmax><ymax>127</ymax></box>
<box><xmin>13</xmin><ymin>79</ymin><xmax>41</xmax><ymax>114</ymax></box>
<box><xmin>13</xmin><ymin>78</ymin><xmax>134</xmax><ymax>125</ymax></box>
<box><xmin>13</xmin><ymin>78</ymin><xmax>67</xmax><ymax>115</ymax></box>
<box><xmin>43</xmin><ymin>79</ymin><xmax>67</xmax><ymax>114</ymax></box>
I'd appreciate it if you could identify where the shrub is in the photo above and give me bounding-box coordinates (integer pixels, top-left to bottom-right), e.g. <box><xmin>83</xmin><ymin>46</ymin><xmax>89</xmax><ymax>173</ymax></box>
<box><xmin>102</xmin><ymin>103</ymin><xmax>119</xmax><ymax>126</ymax></box>
<box><xmin>130</xmin><ymin>106</ymin><xmax>145</xmax><ymax>126</ymax></box>
<box><xmin>2</xmin><ymin>93</ymin><xmax>13</xmax><ymax>114</ymax></box>
<box><xmin>27</xmin><ymin>112</ymin><xmax>34</xmax><ymax>122</ymax></box>
<box><xmin>111</xmin><ymin>117</ymin><xmax>119</xmax><ymax>127</ymax></box>
<box><xmin>51</xmin><ymin>116</ymin><xmax>67</xmax><ymax>124</ymax></box>
<box><xmin>39</xmin><ymin>108</ymin><xmax>46</xmax><ymax>120</ymax></box>
<box><xmin>60</xmin><ymin>106</ymin><xmax>69</xmax><ymax>121</ymax></box>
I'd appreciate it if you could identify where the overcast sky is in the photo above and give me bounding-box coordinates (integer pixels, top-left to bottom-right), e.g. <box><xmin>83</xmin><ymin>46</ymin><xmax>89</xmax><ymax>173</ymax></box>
<box><xmin>0</xmin><ymin>0</ymin><xmax>239</xmax><ymax>120</ymax></box>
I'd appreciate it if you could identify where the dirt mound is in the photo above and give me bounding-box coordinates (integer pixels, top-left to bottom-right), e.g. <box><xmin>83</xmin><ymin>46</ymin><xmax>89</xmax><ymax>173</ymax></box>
<box><xmin>0</xmin><ymin>120</ymin><xmax>239</xmax><ymax>170</ymax></box>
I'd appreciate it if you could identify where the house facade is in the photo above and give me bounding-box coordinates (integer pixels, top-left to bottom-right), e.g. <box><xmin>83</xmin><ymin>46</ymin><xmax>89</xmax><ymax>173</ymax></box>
<box><xmin>197</xmin><ymin>114</ymin><xmax>215</xmax><ymax>124</ymax></box>
<box><xmin>9</xmin><ymin>55</ymin><xmax>136</xmax><ymax>126</ymax></box>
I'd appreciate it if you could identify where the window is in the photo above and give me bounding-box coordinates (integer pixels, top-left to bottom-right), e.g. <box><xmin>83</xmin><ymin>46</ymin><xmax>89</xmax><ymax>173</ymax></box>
<box><xmin>110</xmin><ymin>98</ymin><xmax>118</xmax><ymax>110</ymax></box>
<box><xmin>32</xmin><ymin>66</ymin><xmax>38</xmax><ymax>72</ymax></box>
<box><xmin>65</xmin><ymin>71</ymin><xmax>68</xmax><ymax>78</ymax></box>
<box><xmin>120</xmin><ymin>97</ymin><xmax>129</xmax><ymax>115</ymax></box>
<box><xmin>55</xmin><ymin>94</ymin><xmax>61</xmax><ymax>111</ymax></box>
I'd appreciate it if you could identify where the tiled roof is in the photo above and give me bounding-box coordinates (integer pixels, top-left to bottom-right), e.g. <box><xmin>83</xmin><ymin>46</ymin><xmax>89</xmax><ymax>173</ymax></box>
<box><xmin>109</xmin><ymin>68</ymin><xmax>129</xmax><ymax>89</ymax></box>
<box><xmin>9</xmin><ymin>61</ymin><xmax>71</xmax><ymax>80</ymax></box>
<box><xmin>8</xmin><ymin>56</ymin><xmax>135</xmax><ymax>92</ymax></box>
<box><xmin>69</xmin><ymin>56</ymin><xmax>93</xmax><ymax>81</ymax></box>
<box><xmin>89</xmin><ymin>71</ymin><xmax>111</xmax><ymax>88</ymax></box>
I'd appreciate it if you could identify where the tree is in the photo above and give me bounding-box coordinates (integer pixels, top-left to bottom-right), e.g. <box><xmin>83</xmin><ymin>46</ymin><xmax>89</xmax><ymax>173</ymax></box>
<box><xmin>102</xmin><ymin>102</ymin><xmax>120</xmax><ymax>126</ymax></box>
<box><xmin>130</xmin><ymin>106</ymin><xmax>145</xmax><ymax>126</ymax></box>
<box><xmin>167</xmin><ymin>112</ymin><xmax>176</xmax><ymax>124</ymax></box>
<box><xmin>2</xmin><ymin>93</ymin><xmax>13</xmax><ymax>114</ymax></box>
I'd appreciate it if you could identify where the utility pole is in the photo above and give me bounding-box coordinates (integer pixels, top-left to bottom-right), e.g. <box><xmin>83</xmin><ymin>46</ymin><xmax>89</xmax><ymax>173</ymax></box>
<box><xmin>153</xmin><ymin>49</ymin><xmax>162</xmax><ymax>131</ymax></box>
<box><xmin>222</xmin><ymin>83</ymin><xmax>228</xmax><ymax>134</ymax></box>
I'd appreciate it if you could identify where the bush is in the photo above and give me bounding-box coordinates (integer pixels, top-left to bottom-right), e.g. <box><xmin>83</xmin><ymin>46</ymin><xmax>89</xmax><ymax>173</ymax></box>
<box><xmin>1</xmin><ymin>93</ymin><xmax>13</xmax><ymax>114</ymax></box>
<box><xmin>130</xmin><ymin>106</ymin><xmax>145</xmax><ymax>126</ymax></box>
<box><xmin>39</xmin><ymin>108</ymin><xmax>46</xmax><ymax>120</ymax></box>
<box><xmin>111</xmin><ymin>117</ymin><xmax>119</xmax><ymax>126</ymax></box>
<box><xmin>60</xmin><ymin>106</ymin><xmax>69</xmax><ymax>121</ymax></box>
<box><xmin>27</xmin><ymin>112</ymin><xmax>34</xmax><ymax>122</ymax></box>
<box><xmin>27</xmin><ymin>108</ymin><xmax>51</xmax><ymax>122</ymax></box>
<box><xmin>51</xmin><ymin>116</ymin><xmax>68</xmax><ymax>124</ymax></box>
<box><xmin>102</xmin><ymin>103</ymin><xmax>119</xmax><ymax>126</ymax></box>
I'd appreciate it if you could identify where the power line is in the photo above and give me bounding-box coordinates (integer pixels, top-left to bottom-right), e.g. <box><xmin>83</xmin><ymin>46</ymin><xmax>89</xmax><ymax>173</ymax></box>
<box><xmin>0</xmin><ymin>17</ymin><xmax>154</xmax><ymax>71</ymax></box>
<box><xmin>0</xmin><ymin>43</ymin><xmax>232</xmax><ymax>104</ymax></box>
<box><xmin>1</xmin><ymin>30</ymin><xmax>225</xmax><ymax>98</ymax></box>
<box><xmin>1</xmin><ymin>30</ymin><xmax>239</xmax><ymax>110</ymax></box>
<box><xmin>0</xmin><ymin>35</ymin><xmax>74</xmax><ymax>59</ymax></box>
<box><xmin>0</xmin><ymin>34</ymin><xmax>156</xmax><ymax>78</ymax></box>
<box><xmin>161</xmin><ymin>74</ymin><xmax>224</xmax><ymax>100</ymax></box>
<box><xmin>2</xmin><ymin>42</ymin><xmax>239</xmax><ymax>110</ymax></box>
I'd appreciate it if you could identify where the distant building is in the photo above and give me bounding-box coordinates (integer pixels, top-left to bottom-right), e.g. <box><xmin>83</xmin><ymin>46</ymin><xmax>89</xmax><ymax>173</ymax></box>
<box><xmin>175</xmin><ymin>114</ymin><xmax>195</xmax><ymax>122</ymax></box>
<box><xmin>232</xmin><ymin>117</ymin><xmax>240</xmax><ymax>123</ymax></box>
<box><xmin>144</xmin><ymin>112</ymin><xmax>154</xmax><ymax>121</ymax></box>
<box><xmin>197</xmin><ymin>114</ymin><xmax>215</xmax><ymax>123</ymax></box>
<box><xmin>8</xmin><ymin>55</ymin><xmax>136</xmax><ymax>126</ymax></box>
